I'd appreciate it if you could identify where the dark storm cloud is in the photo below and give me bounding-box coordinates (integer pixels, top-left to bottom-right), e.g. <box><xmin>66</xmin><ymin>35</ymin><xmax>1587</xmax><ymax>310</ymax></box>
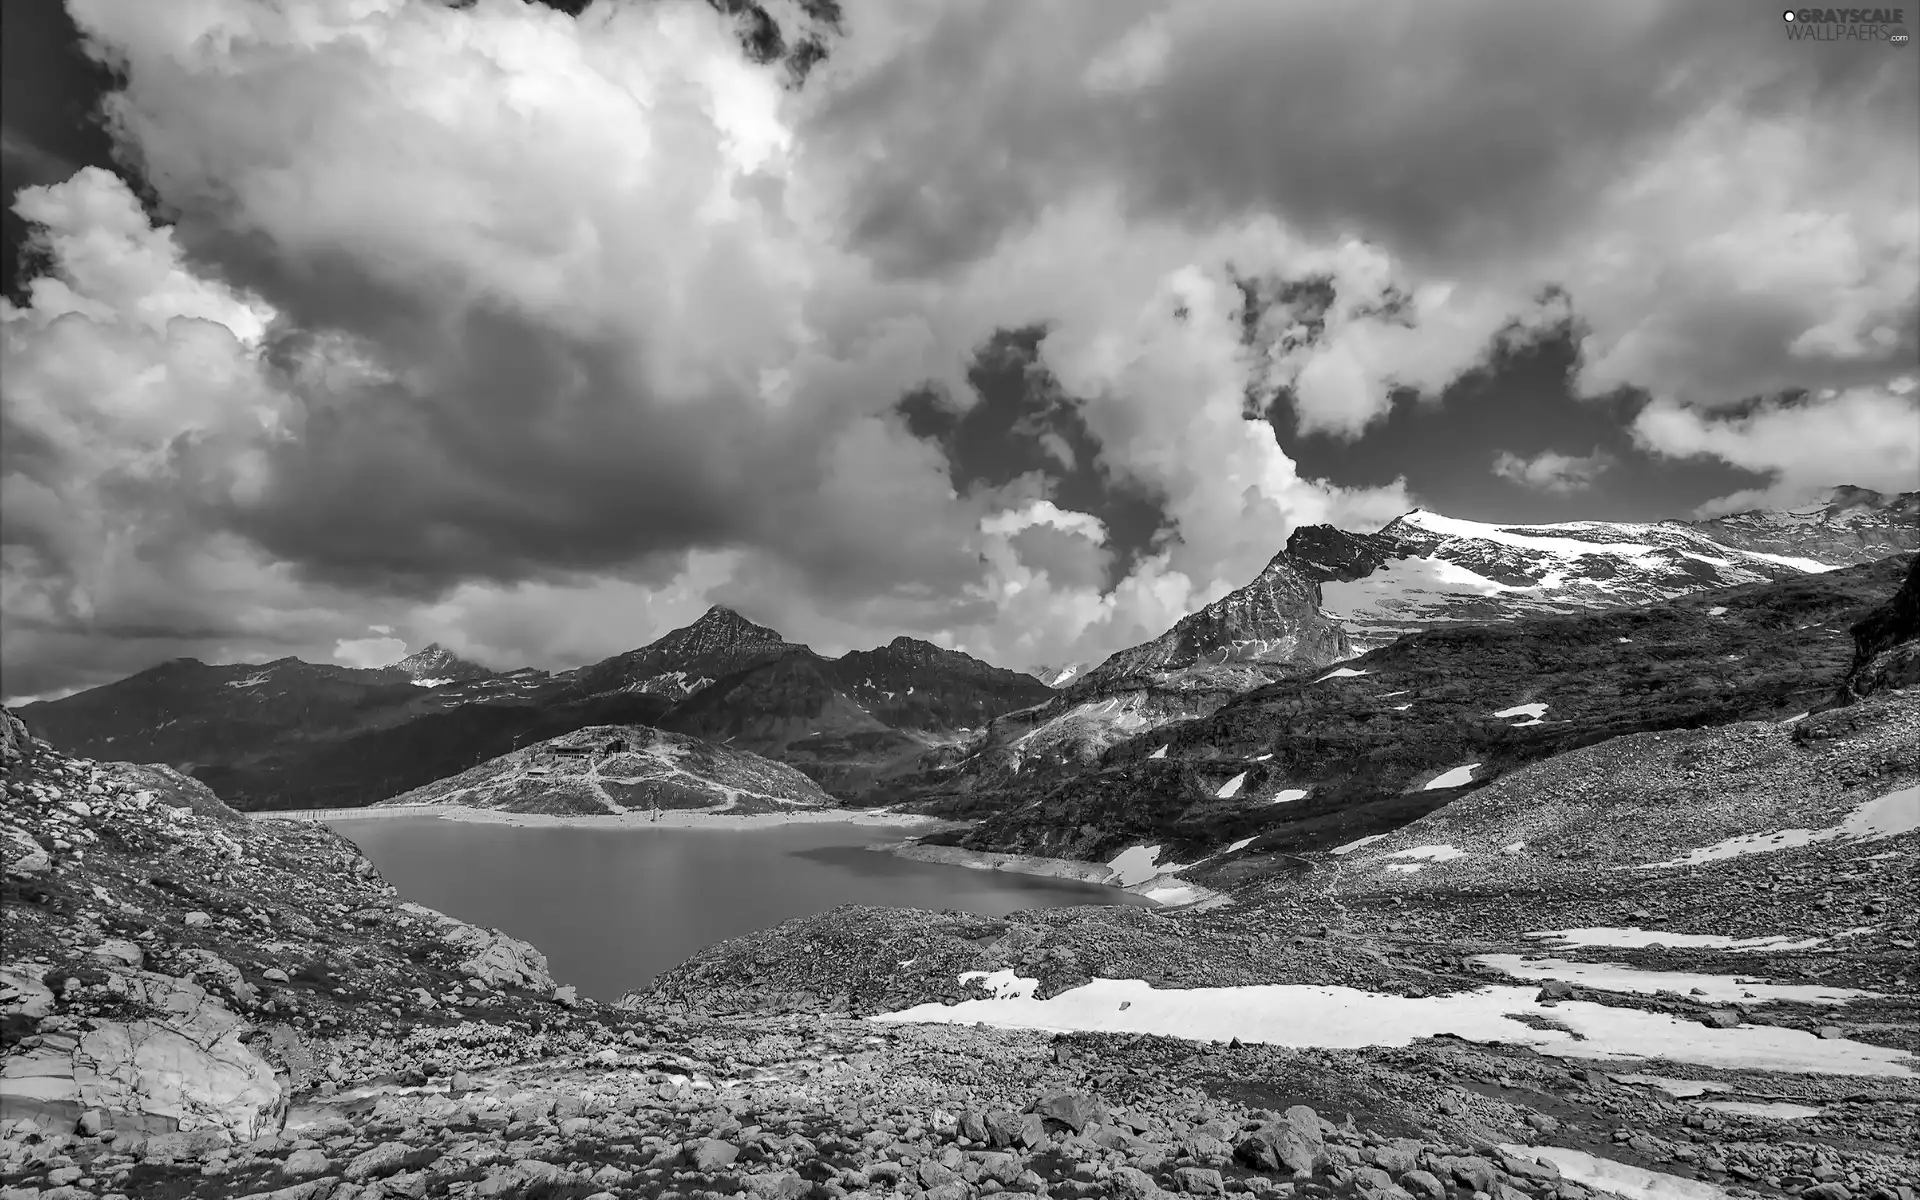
<box><xmin>809</xmin><ymin>0</ymin><xmax>1912</xmax><ymax>279</ymax></box>
<box><xmin>898</xmin><ymin>326</ymin><xmax>1171</xmax><ymax>587</ymax></box>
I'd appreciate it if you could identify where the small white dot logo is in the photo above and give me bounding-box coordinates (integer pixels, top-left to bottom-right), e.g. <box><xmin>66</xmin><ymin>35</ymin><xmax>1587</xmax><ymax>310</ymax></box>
<box><xmin>1783</xmin><ymin>9</ymin><xmax>1795</xmax><ymax>19</ymax></box>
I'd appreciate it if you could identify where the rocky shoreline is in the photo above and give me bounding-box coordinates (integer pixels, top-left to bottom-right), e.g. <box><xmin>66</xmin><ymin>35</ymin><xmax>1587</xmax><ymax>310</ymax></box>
<box><xmin>880</xmin><ymin>844</ymin><xmax>1226</xmax><ymax>911</ymax></box>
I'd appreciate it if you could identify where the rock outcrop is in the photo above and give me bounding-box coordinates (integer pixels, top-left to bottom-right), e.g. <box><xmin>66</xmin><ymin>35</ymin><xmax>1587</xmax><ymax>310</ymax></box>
<box><xmin>1834</xmin><ymin>553</ymin><xmax>1920</xmax><ymax>705</ymax></box>
<box><xmin>0</xmin><ymin>709</ymin><xmax>553</xmax><ymax>1146</ymax></box>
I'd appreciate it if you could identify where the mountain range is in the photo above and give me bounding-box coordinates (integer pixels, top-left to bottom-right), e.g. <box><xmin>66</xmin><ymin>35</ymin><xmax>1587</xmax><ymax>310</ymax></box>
<box><xmin>16</xmin><ymin>606</ymin><xmax>1051</xmax><ymax>810</ymax></box>
<box><xmin>933</xmin><ymin>486</ymin><xmax>1917</xmax><ymax>795</ymax></box>
<box><xmin>16</xmin><ymin>486</ymin><xmax>1913</xmax><ymax>815</ymax></box>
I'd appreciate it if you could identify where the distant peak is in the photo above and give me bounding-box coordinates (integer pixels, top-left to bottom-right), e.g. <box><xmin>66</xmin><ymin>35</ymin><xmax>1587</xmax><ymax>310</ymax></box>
<box><xmin>393</xmin><ymin>642</ymin><xmax>492</xmax><ymax>681</ymax></box>
<box><xmin>672</xmin><ymin>605</ymin><xmax>785</xmax><ymax>645</ymax></box>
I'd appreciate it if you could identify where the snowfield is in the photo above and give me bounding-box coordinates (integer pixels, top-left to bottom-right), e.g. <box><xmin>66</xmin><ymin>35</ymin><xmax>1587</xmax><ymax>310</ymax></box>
<box><xmin>1526</xmin><ymin>927</ymin><xmax>1838</xmax><ymax>952</ymax></box>
<box><xmin>1639</xmin><ymin>783</ymin><xmax>1920</xmax><ymax>868</ymax></box>
<box><xmin>1422</xmin><ymin>763</ymin><xmax>1480</xmax><ymax>790</ymax></box>
<box><xmin>1472</xmin><ymin>955</ymin><xmax>1878</xmax><ymax>1006</ymax></box>
<box><xmin>872</xmin><ymin>976</ymin><xmax>1915</xmax><ymax>1076</ymax></box>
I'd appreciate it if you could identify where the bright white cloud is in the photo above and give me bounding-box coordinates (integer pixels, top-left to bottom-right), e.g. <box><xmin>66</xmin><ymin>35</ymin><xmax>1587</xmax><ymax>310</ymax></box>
<box><xmin>1632</xmin><ymin>387</ymin><xmax>1920</xmax><ymax>514</ymax></box>
<box><xmin>332</xmin><ymin>635</ymin><xmax>407</xmax><ymax>669</ymax></box>
<box><xmin>1492</xmin><ymin>448</ymin><xmax>1614</xmax><ymax>494</ymax></box>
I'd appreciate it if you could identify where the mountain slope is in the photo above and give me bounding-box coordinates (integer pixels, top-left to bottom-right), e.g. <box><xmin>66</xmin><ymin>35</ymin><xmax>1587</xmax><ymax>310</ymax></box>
<box><xmin>544</xmin><ymin>606</ymin><xmax>802</xmax><ymax>702</ymax></box>
<box><xmin>930</xmin><ymin>553</ymin><xmax>1911</xmax><ymax>862</ymax></box>
<box><xmin>657</xmin><ymin>639</ymin><xmax>1054</xmax><ymax>799</ymax></box>
<box><xmin>1293</xmin><ymin>498</ymin><xmax>1894</xmax><ymax>652</ymax></box>
<box><xmin>391</xmin><ymin>643</ymin><xmax>495</xmax><ymax>686</ymax></box>
<box><xmin>382</xmin><ymin>723</ymin><xmax>832</xmax><ymax>815</ymax></box>
<box><xmin>928</xmin><ymin>551</ymin><xmax>1355</xmax><ymax>793</ymax></box>
<box><xmin>15</xmin><ymin>657</ymin><xmax>425</xmax><ymax>769</ymax></box>
<box><xmin>1684</xmin><ymin>485</ymin><xmax>1919</xmax><ymax>566</ymax></box>
<box><xmin>1833</xmin><ymin>552</ymin><xmax>1920</xmax><ymax>706</ymax></box>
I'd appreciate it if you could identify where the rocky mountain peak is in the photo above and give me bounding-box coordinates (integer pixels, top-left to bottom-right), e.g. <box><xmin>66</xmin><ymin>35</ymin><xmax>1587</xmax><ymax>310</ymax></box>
<box><xmin>683</xmin><ymin>605</ymin><xmax>786</xmax><ymax>644</ymax></box>
<box><xmin>879</xmin><ymin>635</ymin><xmax>950</xmax><ymax>663</ymax></box>
<box><xmin>1078</xmin><ymin>550</ymin><xmax>1350</xmax><ymax>688</ymax></box>
<box><xmin>392</xmin><ymin>642</ymin><xmax>493</xmax><ymax>684</ymax></box>
<box><xmin>1282</xmin><ymin>523</ymin><xmax>1407</xmax><ymax>583</ymax></box>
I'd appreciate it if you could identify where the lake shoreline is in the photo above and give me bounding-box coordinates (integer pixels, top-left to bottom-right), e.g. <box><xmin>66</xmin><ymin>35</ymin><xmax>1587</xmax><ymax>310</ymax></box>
<box><xmin>880</xmin><ymin>840</ymin><xmax>1230</xmax><ymax>911</ymax></box>
<box><xmin>259</xmin><ymin>803</ymin><xmax>962</xmax><ymax>833</ymax></box>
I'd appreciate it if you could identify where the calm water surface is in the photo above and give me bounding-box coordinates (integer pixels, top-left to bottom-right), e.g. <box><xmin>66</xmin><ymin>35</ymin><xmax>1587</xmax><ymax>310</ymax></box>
<box><xmin>329</xmin><ymin>818</ymin><xmax>1146</xmax><ymax>1000</ymax></box>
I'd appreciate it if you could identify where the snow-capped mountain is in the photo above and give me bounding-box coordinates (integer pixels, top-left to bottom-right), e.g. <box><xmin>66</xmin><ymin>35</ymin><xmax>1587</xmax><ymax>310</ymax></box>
<box><xmin>953</xmin><ymin>554</ymin><xmax>1908</xmax><ymax>861</ymax></box>
<box><xmin>919</xmin><ymin>487</ymin><xmax>1913</xmax><ymax>803</ymax></box>
<box><xmin>1684</xmin><ymin>486</ymin><xmax>1919</xmax><ymax>567</ymax></box>
<box><xmin>942</xmin><ymin>552</ymin><xmax>1352</xmax><ymax>786</ymax></box>
<box><xmin>1292</xmin><ymin>489</ymin><xmax>1911</xmax><ymax>651</ymax></box>
<box><xmin>1028</xmin><ymin>662</ymin><xmax>1090</xmax><ymax>688</ymax></box>
<box><xmin>391</xmin><ymin>642</ymin><xmax>495</xmax><ymax>687</ymax></box>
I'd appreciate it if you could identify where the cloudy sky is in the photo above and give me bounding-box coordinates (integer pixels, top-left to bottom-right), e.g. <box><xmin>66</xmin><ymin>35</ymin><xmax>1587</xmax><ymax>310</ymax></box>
<box><xmin>2</xmin><ymin>0</ymin><xmax>1916</xmax><ymax>701</ymax></box>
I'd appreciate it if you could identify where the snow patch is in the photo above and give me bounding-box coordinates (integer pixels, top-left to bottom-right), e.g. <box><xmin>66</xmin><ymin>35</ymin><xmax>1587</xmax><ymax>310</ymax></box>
<box><xmin>1107</xmin><ymin>845</ymin><xmax>1190</xmax><ymax>887</ymax></box>
<box><xmin>872</xmin><ymin>980</ymin><xmax>1914</xmax><ymax>1075</ymax></box>
<box><xmin>1492</xmin><ymin>703</ymin><xmax>1548</xmax><ymax>720</ymax></box>
<box><xmin>1313</xmin><ymin>667</ymin><xmax>1372</xmax><ymax>683</ymax></box>
<box><xmin>1423</xmin><ymin>763</ymin><xmax>1480</xmax><ymax>790</ymax></box>
<box><xmin>1639</xmin><ymin>784</ymin><xmax>1920</xmax><ymax>868</ymax></box>
<box><xmin>1149</xmin><ymin>745</ymin><xmax>1168</xmax><ymax>759</ymax></box>
<box><xmin>1225</xmin><ymin>837</ymin><xmax>1256</xmax><ymax>853</ymax></box>
<box><xmin>1696</xmin><ymin>1100</ymin><xmax>1823</xmax><ymax>1120</ymax></box>
<box><xmin>1330</xmin><ymin>833</ymin><xmax>1387</xmax><ymax>856</ymax></box>
<box><xmin>1269</xmin><ymin>789</ymin><xmax>1310</xmax><ymax>805</ymax></box>
<box><xmin>1473</xmin><ymin>955</ymin><xmax>1876</xmax><ymax>1005</ymax></box>
<box><xmin>1707</xmin><ymin>606</ymin><xmax>1729</xmax><ymax>616</ymax></box>
<box><xmin>1216</xmin><ymin>771</ymin><xmax>1247</xmax><ymax>799</ymax></box>
<box><xmin>1384</xmin><ymin>844</ymin><xmax>1466</xmax><ymax>863</ymax></box>
<box><xmin>1529</xmin><ymin>927</ymin><xmax>1830</xmax><ymax>952</ymax></box>
<box><xmin>1141</xmin><ymin>883</ymin><xmax>1208</xmax><ymax>906</ymax></box>
<box><xmin>411</xmin><ymin>677</ymin><xmax>454</xmax><ymax>688</ymax></box>
<box><xmin>1615</xmin><ymin>1074</ymin><xmax>1731</xmax><ymax>1098</ymax></box>
<box><xmin>958</xmin><ymin>970</ymin><xmax>1038</xmax><ymax>1001</ymax></box>
<box><xmin>1497</xmin><ymin>1145</ymin><xmax>1729</xmax><ymax>1200</ymax></box>
<box><xmin>1502</xmin><ymin>842</ymin><xmax>1526</xmax><ymax>855</ymax></box>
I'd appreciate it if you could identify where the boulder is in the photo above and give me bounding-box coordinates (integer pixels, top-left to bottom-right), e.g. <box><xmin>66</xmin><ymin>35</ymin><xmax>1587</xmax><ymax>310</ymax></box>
<box><xmin>690</xmin><ymin>1138</ymin><xmax>740</xmax><ymax>1170</ymax></box>
<box><xmin>1235</xmin><ymin>1124</ymin><xmax>1319</xmax><ymax>1177</ymax></box>
<box><xmin>399</xmin><ymin>903</ymin><xmax>552</xmax><ymax>991</ymax></box>
<box><xmin>0</xmin><ymin>968</ymin><xmax>55</xmax><ymax>1021</ymax></box>
<box><xmin>1031</xmin><ymin>1089</ymin><xmax>1108</xmax><ymax>1132</ymax></box>
<box><xmin>1</xmin><ymin>827</ymin><xmax>50</xmax><ymax>879</ymax></box>
<box><xmin>0</xmin><ymin>971</ymin><xmax>282</xmax><ymax>1139</ymax></box>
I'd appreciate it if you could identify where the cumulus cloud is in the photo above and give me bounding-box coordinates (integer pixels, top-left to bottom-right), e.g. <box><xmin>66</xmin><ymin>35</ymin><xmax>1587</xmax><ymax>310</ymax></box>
<box><xmin>332</xmin><ymin>634</ymin><xmax>407</xmax><ymax>669</ymax></box>
<box><xmin>3</xmin><ymin>0</ymin><xmax>1912</xmax><ymax>699</ymax></box>
<box><xmin>1631</xmin><ymin>387</ymin><xmax>1920</xmax><ymax>514</ymax></box>
<box><xmin>1492</xmin><ymin>448</ymin><xmax>1615</xmax><ymax>494</ymax></box>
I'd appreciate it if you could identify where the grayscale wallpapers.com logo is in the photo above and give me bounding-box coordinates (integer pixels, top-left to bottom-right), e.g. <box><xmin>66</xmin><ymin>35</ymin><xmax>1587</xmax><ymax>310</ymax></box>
<box><xmin>1783</xmin><ymin>7</ymin><xmax>1911</xmax><ymax>43</ymax></box>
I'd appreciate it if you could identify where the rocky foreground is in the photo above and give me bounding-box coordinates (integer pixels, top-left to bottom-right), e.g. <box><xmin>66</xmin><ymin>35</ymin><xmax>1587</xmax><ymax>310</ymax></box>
<box><xmin>3</xmin><ymin>681</ymin><xmax>1918</xmax><ymax>1200</ymax></box>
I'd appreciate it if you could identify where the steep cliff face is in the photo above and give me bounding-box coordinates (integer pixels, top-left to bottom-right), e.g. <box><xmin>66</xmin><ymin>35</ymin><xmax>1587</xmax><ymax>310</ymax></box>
<box><xmin>1077</xmin><ymin>552</ymin><xmax>1351</xmax><ymax>689</ymax></box>
<box><xmin>1834</xmin><ymin>554</ymin><xmax>1920</xmax><ymax>705</ymax></box>
<box><xmin>928</xmin><ymin>554</ymin><xmax>1352</xmax><ymax>798</ymax></box>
